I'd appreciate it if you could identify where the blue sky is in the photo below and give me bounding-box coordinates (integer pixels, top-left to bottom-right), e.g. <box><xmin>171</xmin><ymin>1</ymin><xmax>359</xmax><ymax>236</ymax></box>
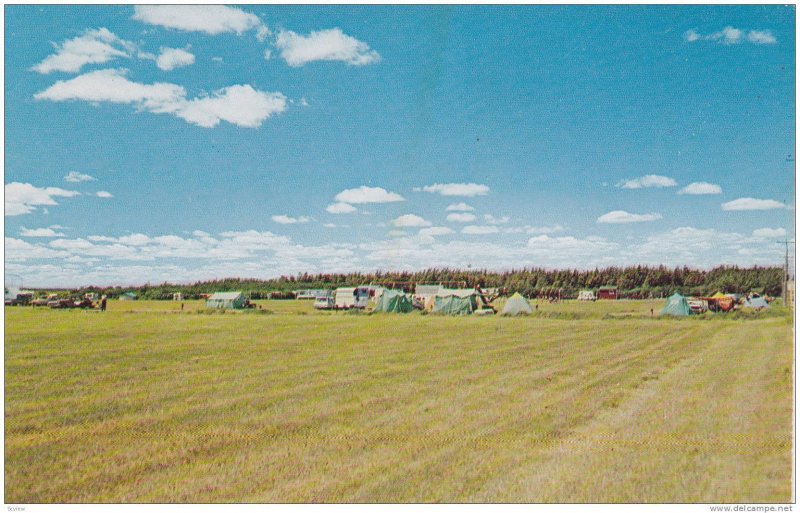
<box><xmin>4</xmin><ymin>5</ymin><xmax>796</xmax><ymax>287</ymax></box>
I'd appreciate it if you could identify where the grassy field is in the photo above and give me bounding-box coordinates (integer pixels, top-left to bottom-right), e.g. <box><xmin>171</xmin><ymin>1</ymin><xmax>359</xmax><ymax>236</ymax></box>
<box><xmin>5</xmin><ymin>300</ymin><xmax>793</xmax><ymax>503</ymax></box>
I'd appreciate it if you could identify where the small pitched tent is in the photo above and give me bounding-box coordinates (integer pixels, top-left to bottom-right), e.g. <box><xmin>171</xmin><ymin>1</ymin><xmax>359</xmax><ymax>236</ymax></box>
<box><xmin>372</xmin><ymin>289</ymin><xmax>413</xmax><ymax>313</ymax></box>
<box><xmin>501</xmin><ymin>293</ymin><xmax>533</xmax><ymax>316</ymax></box>
<box><xmin>743</xmin><ymin>296</ymin><xmax>769</xmax><ymax>309</ymax></box>
<box><xmin>661</xmin><ymin>293</ymin><xmax>691</xmax><ymax>316</ymax></box>
<box><xmin>433</xmin><ymin>294</ymin><xmax>478</xmax><ymax>315</ymax></box>
<box><xmin>206</xmin><ymin>291</ymin><xmax>246</xmax><ymax>309</ymax></box>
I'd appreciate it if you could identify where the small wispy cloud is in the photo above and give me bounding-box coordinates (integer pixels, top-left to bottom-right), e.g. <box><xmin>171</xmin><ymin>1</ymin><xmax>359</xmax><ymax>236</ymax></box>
<box><xmin>445</xmin><ymin>202</ymin><xmax>474</xmax><ymax>212</ymax></box>
<box><xmin>96</xmin><ymin>191</ymin><xmax>113</xmax><ymax>198</ymax></box>
<box><xmin>419</xmin><ymin>226</ymin><xmax>454</xmax><ymax>237</ymax></box>
<box><xmin>417</xmin><ymin>183</ymin><xmax>490</xmax><ymax>197</ymax></box>
<box><xmin>272</xmin><ymin>214</ymin><xmax>310</xmax><ymax>224</ymax></box>
<box><xmin>597</xmin><ymin>210</ymin><xmax>662</xmax><ymax>224</ymax></box>
<box><xmin>326</xmin><ymin>202</ymin><xmax>358</xmax><ymax>214</ymax></box>
<box><xmin>31</xmin><ymin>28</ymin><xmax>134</xmax><ymax>74</ymax></box>
<box><xmin>484</xmin><ymin>214</ymin><xmax>510</xmax><ymax>225</ymax></box>
<box><xmin>392</xmin><ymin>214</ymin><xmax>431</xmax><ymax>228</ymax></box>
<box><xmin>752</xmin><ymin>227</ymin><xmax>786</xmax><ymax>238</ymax></box>
<box><xmin>20</xmin><ymin>226</ymin><xmax>66</xmax><ymax>237</ymax></box>
<box><xmin>64</xmin><ymin>171</ymin><xmax>95</xmax><ymax>183</ymax></box>
<box><xmin>721</xmin><ymin>198</ymin><xmax>786</xmax><ymax>211</ymax></box>
<box><xmin>334</xmin><ymin>186</ymin><xmax>404</xmax><ymax>204</ymax></box>
<box><xmin>446</xmin><ymin>212</ymin><xmax>476</xmax><ymax>223</ymax></box>
<box><xmin>156</xmin><ymin>47</ymin><xmax>195</xmax><ymax>71</ymax></box>
<box><xmin>616</xmin><ymin>175</ymin><xmax>677</xmax><ymax>189</ymax></box>
<box><xmin>678</xmin><ymin>182</ymin><xmax>722</xmax><ymax>195</ymax></box>
<box><xmin>461</xmin><ymin>225</ymin><xmax>500</xmax><ymax>235</ymax></box>
<box><xmin>685</xmin><ymin>27</ymin><xmax>777</xmax><ymax>45</ymax></box>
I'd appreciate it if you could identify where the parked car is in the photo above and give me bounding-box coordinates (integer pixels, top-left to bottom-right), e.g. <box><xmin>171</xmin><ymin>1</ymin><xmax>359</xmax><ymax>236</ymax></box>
<box><xmin>687</xmin><ymin>298</ymin><xmax>708</xmax><ymax>314</ymax></box>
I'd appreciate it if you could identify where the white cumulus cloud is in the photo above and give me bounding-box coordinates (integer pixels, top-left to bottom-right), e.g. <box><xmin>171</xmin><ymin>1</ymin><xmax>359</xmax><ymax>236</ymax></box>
<box><xmin>721</xmin><ymin>198</ymin><xmax>787</xmax><ymax>211</ymax></box>
<box><xmin>446</xmin><ymin>212</ymin><xmax>476</xmax><ymax>223</ymax></box>
<box><xmin>64</xmin><ymin>171</ymin><xmax>95</xmax><ymax>182</ymax></box>
<box><xmin>34</xmin><ymin>69</ymin><xmax>287</xmax><ymax>128</ymax></box>
<box><xmin>31</xmin><ymin>28</ymin><xmax>134</xmax><ymax>74</ymax></box>
<box><xmin>334</xmin><ymin>186</ymin><xmax>404</xmax><ymax>204</ymax></box>
<box><xmin>616</xmin><ymin>175</ymin><xmax>677</xmax><ymax>189</ymax></box>
<box><xmin>418</xmin><ymin>183</ymin><xmax>490</xmax><ymax>197</ymax></box>
<box><xmin>95</xmin><ymin>191</ymin><xmax>113</xmax><ymax>198</ymax></box>
<box><xmin>132</xmin><ymin>5</ymin><xmax>269</xmax><ymax>41</ymax></box>
<box><xmin>5</xmin><ymin>182</ymin><xmax>81</xmax><ymax>216</ymax></box>
<box><xmin>174</xmin><ymin>84</ymin><xmax>287</xmax><ymax>128</ymax></box>
<box><xmin>392</xmin><ymin>214</ymin><xmax>431</xmax><ymax>228</ymax></box>
<box><xmin>156</xmin><ymin>47</ymin><xmax>195</xmax><ymax>71</ymax></box>
<box><xmin>326</xmin><ymin>202</ymin><xmax>357</xmax><ymax>214</ymax></box>
<box><xmin>678</xmin><ymin>182</ymin><xmax>722</xmax><ymax>195</ymax></box>
<box><xmin>275</xmin><ymin>28</ymin><xmax>380</xmax><ymax>67</ymax></box>
<box><xmin>272</xmin><ymin>214</ymin><xmax>310</xmax><ymax>224</ymax></box>
<box><xmin>597</xmin><ymin>210</ymin><xmax>662</xmax><ymax>224</ymax></box>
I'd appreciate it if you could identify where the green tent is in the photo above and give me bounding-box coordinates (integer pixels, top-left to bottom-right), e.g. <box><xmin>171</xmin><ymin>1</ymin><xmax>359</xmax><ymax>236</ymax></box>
<box><xmin>372</xmin><ymin>289</ymin><xmax>413</xmax><ymax>313</ymax></box>
<box><xmin>206</xmin><ymin>291</ymin><xmax>247</xmax><ymax>309</ymax></box>
<box><xmin>661</xmin><ymin>293</ymin><xmax>691</xmax><ymax>316</ymax></box>
<box><xmin>433</xmin><ymin>294</ymin><xmax>477</xmax><ymax>315</ymax></box>
<box><xmin>501</xmin><ymin>292</ymin><xmax>533</xmax><ymax>316</ymax></box>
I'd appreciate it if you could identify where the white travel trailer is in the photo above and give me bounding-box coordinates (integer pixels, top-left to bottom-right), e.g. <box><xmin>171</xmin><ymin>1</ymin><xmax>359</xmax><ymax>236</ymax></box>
<box><xmin>577</xmin><ymin>290</ymin><xmax>596</xmax><ymax>301</ymax></box>
<box><xmin>334</xmin><ymin>286</ymin><xmax>371</xmax><ymax>309</ymax></box>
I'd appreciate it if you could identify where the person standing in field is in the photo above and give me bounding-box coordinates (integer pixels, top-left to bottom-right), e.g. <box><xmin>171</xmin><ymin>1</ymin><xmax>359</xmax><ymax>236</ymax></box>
<box><xmin>100</xmin><ymin>296</ymin><xmax>107</xmax><ymax>312</ymax></box>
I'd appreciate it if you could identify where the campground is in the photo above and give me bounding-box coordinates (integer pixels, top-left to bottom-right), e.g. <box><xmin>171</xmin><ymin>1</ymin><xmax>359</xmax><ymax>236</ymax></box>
<box><xmin>4</xmin><ymin>299</ymin><xmax>794</xmax><ymax>503</ymax></box>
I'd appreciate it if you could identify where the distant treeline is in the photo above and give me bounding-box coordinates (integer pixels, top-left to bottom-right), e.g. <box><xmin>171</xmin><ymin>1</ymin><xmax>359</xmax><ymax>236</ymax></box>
<box><xmin>63</xmin><ymin>265</ymin><xmax>785</xmax><ymax>300</ymax></box>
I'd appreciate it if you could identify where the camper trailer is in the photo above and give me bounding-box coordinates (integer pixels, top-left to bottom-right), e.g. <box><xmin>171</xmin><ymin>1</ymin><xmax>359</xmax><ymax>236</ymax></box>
<box><xmin>313</xmin><ymin>290</ymin><xmax>335</xmax><ymax>310</ymax></box>
<box><xmin>334</xmin><ymin>286</ymin><xmax>371</xmax><ymax>309</ymax></box>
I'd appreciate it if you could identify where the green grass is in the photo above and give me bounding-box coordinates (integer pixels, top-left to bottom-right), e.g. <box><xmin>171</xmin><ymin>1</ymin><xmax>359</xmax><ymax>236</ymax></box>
<box><xmin>5</xmin><ymin>300</ymin><xmax>793</xmax><ymax>503</ymax></box>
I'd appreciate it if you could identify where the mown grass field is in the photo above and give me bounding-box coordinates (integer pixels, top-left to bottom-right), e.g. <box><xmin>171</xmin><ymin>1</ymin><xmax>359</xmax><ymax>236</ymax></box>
<box><xmin>5</xmin><ymin>300</ymin><xmax>794</xmax><ymax>503</ymax></box>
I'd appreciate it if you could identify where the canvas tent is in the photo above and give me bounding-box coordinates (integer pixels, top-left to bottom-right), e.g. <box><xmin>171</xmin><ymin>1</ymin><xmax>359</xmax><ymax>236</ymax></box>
<box><xmin>501</xmin><ymin>293</ymin><xmax>533</xmax><ymax>316</ymax></box>
<box><xmin>661</xmin><ymin>293</ymin><xmax>691</xmax><ymax>316</ymax></box>
<box><xmin>706</xmin><ymin>292</ymin><xmax>735</xmax><ymax>312</ymax></box>
<box><xmin>206</xmin><ymin>291</ymin><xmax>247</xmax><ymax>309</ymax></box>
<box><xmin>743</xmin><ymin>296</ymin><xmax>769</xmax><ymax>309</ymax></box>
<box><xmin>372</xmin><ymin>289</ymin><xmax>413</xmax><ymax>313</ymax></box>
<box><xmin>433</xmin><ymin>293</ymin><xmax>478</xmax><ymax>315</ymax></box>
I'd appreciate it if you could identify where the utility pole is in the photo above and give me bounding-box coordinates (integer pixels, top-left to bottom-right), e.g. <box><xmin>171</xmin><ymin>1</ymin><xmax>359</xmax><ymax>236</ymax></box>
<box><xmin>777</xmin><ymin>239</ymin><xmax>795</xmax><ymax>305</ymax></box>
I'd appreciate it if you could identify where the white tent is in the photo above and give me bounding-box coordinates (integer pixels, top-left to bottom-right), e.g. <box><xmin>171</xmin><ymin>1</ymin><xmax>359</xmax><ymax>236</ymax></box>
<box><xmin>501</xmin><ymin>293</ymin><xmax>533</xmax><ymax>316</ymax></box>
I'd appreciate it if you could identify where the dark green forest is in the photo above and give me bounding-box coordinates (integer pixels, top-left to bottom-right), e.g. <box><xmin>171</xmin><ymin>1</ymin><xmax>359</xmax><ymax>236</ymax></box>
<box><xmin>66</xmin><ymin>265</ymin><xmax>785</xmax><ymax>300</ymax></box>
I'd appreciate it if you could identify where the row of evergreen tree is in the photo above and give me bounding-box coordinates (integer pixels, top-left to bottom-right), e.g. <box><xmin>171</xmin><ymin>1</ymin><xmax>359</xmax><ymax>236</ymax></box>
<box><xmin>74</xmin><ymin>265</ymin><xmax>785</xmax><ymax>300</ymax></box>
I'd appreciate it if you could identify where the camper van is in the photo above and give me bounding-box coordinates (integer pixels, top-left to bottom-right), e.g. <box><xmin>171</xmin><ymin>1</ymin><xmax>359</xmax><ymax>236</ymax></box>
<box><xmin>4</xmin><ymin>287</ymin><xmax>33</xmax><ymax>306</ymax></box>
<box><xmin>334</xmin><ymin>286</ymin><xmax>371</xmax><ymax>309</ymax></box>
